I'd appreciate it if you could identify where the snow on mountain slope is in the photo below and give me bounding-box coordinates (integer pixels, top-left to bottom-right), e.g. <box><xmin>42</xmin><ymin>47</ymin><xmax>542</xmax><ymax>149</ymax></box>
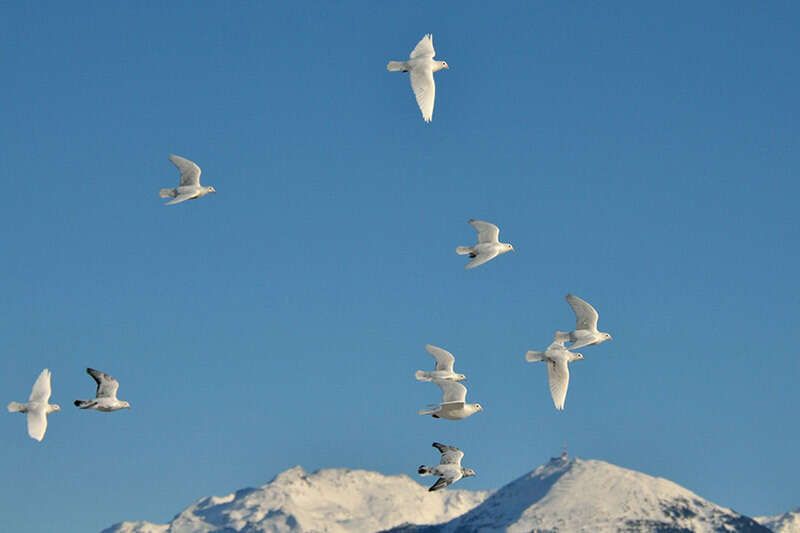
<box><xmin>102</xmin><ymin>466</ymin><xmax>488</xmax><ymax>533</ymax></box>
<box><xmin>757</xmin><ymin>509</ymin><xmax>800</xmax><ymax>533</ymax></box>
<box><xmin>415</xmin><ymin>455</ymin><xmax>770</xmax><ymax>533</ymax></box>
<box><xmin>104</xmin><ymin>458</ymin><xmax>791</xmax><ymax>533</ymax></box>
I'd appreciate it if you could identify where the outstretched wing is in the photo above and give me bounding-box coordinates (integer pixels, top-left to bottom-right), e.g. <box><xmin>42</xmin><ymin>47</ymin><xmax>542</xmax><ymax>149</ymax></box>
<box><xmin>433</xmin><ymin>442</ymin><xmax>464</xmax><ymax>465</ymax></box>
<box><xmin>169</xmin><ymin>154</ymin><xmax>202</xmax><ymax>187</ymax></box>
<box><xmin>87</xmin><ymin>368</ymin><xmax>119</xmax><ymax>399</ymax></box>
<box><xmin>566</xmin><ymin>294</ymin><xmax>599</xmax><ymax>330</ymax></box>
<box><xmin>165</xmin><ymin>193</ymin><xmax>198</xmax><ymax>205</ymax></box>
<box><xmin>410</xmin><ymin>67</ymin><xmax>435</xmax><ymax>122</ymax></box>
<box><xmin>465</xmin><ymin>249</ymin><xmax>499</xmax><ymax>269</ymax></box>
<box><xmin>547</xmin><ymin>359</ymin><xmax>570</xmax><ymax>411</ymax></box>
<box><xmin>26</xmin><ymin>406</ymin><xmax>48</xmax><ymax>441</ymax></box>
<box><xmin>434</xmin><ymin>380</ymin><xmax>467</xmax><ymax>404</ymax></box>
<box><xmin>409</xmin><ymin>34</ymin><xmax>435</xmax><ymax>59</ymax></box>
<box><xmin>425</xmin><ymin>344</ymin><xmax>456</xmax><ymax>372</ymax></box>
<box><xmin>468</xmin><ymin>219</ymin><xmax>500</xmax><ymax>244</ymax></box>
<box><xmin>428</xmin><ymin>476</ymin><xmax>452</xmax><ymax>491</ymax></box>
<box><xmin>29</xmin><ymin>369</ymin><xmax>52</xmax><ymax>403</ymax></box>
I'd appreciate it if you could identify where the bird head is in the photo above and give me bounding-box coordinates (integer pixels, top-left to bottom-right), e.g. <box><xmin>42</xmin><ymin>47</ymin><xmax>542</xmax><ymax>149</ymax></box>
<box><xmin>573</xmin><ymin>352</ymin><xmax>584</xmax><ymax>361</ymax></box>
<box><xmin>440</xmin><ymin>61</ymin><xmax>449</xmax><ymax>70</ymax></box>
<box><xmin>603</xmin><ymin>333</ymin><xmax>612</xmax><ymax>340</ymax></box>
<box><xmin>505</xmin><ymin>243</ymin><xmax>514</xmax><ymax>252</ymax></box>
<box><xmin>207</xmin><ymin>186</ymin><xmax>217</xmax><ymax>194</ymax></box>
<box><xmin>122</xmin><ymin>401</ymin><xmax>132</xmax><ymax>409</ymax></box>
<box><xmin>473</xmin><ymin>403</ymin><xmax>483</xmax><ymax>412</ymax></box>
<box><xmin>463</xmin><ymin>468</ymin><xmax>476</xmax><ymax>477</ymax></box>
<box><xmin>50</xmin><ymin>404</ymin><xmax>61</xmax><ymax>412</ymax></box>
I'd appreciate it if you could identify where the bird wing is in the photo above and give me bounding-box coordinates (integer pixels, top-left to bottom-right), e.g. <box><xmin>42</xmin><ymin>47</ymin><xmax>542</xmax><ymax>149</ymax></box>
<box><xmin>435</xmin><ymin>380</ymin><xmax>467</xmax><ymax>403</ymax></box>
<box><xmin>409</xmin><ymin>67</ymin><xmax>435</xmax><ymax>123</ymax></box>
<box><xmin>165</xmin><ymin>193</ymin><xmax>197</xmax><ymax>205</ymax></box>
<box><xmin>566</xmin><ymin>294</ymin><xmax>599</xmax><ymax>330</ymax></box>
<box><xmin>546</xmin><ymin>358</ymin><xmax>570</xmax><ymax>411</ymax></box>
<box><xmin>433</xmin><ymin>443</ymin><xmax>464</xmax><ymax>465</ymax></box>
<box><xmin>26</xmin><ymin>406</ymin><xmax>48</xmax><ymax>442</ymax></box>
<box><xmin>425</xmin><ymin>344</ymin><xmax>455</xmax><ymax>372</ymax></box>
<box><xmin>28</xmin><ymin>369</ymin><xmax>52</xmax><ymax>403</ymax></box>
<box><xmin>469</xmin><ymin>219</ymin><xmax>500</xmax><ymax>244</ymax></box>
<box><xmin>465</xmin><ymin>249</ymin><xmax>499</xmax><ymax>269</ymax></box>
<box><xmin>409</xmin><ymin>34</ymin><xmax>435</xmax><ymax>59</ymax></box>
<box><xmin>428</xmin><ymin>466</ymin><xmax>462</xmax><ymax>491</ymax></box>
<box><xmin>428</xmin><ymin>476</ymin><xmax>451</xmax><ymax>491</ymax></box>
<box><xmin>169</xmin><ymin>154</ymin><xmax>202</xmax><ymax>187</ymax></box>
<box><xmin>87</xmin><ymin>368</ymin><xmax>119</xmax><ymax>399</ymax></box>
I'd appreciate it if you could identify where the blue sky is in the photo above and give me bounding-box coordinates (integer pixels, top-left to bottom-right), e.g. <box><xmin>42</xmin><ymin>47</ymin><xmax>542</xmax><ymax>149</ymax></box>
<box><xmin>1</xmin><ymin>2</ymin><xmax>798</xmax><ymax>531</ymax></box>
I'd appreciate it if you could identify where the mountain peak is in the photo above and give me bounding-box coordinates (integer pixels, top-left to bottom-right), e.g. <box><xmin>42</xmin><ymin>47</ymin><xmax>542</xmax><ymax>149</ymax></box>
<box><xmin>436</xmin><ymin>457</ymin><xmax>770</xmax><ymax>532</ymax></box>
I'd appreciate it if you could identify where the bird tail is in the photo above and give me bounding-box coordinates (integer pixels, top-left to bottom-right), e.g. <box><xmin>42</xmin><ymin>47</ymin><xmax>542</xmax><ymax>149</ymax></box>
<box><xmin>525</xmin><ymin>350</ymin><xmax>545</xmax><ymax>362</ymax></box>
<box><xmin>7</xmin><ymin>402</ymin><xmax>26</xmax><ymax>413</ymax></box>
<box><xmin>387</xmin><ymin>61</ymin><xmax>408</xmax><ymax>72</ymax></box>
<box><xmin>415</xmin><ymin>370</ymin><xmax>431</xmax><ymax>382</ymax></box>
<box><xmin>554</xmin><ymin>331</ymin><xmax>571</xmax><ymax>343</ymax></box>
<box><xmin>418</xmin><ymin>405</ymin><xmax>439</xmax><ymax>416</ymax></box>
<box><xmin>159</xmin><ymin>188</ymin><xmax>177</xmax><ymax>198</ymax></box>
<box><xmin>418</xmin><ymin>465</ymin><xmax>433</xmax><ymax>476</ymax></box>
<box><xmin>73</xmin><ymin>400</ymin><xmax>94</xmax><ymax>409</ymax></box>
<box><xmin>456</xmin><ymin>246</ymin><xmax>473</xmax><ymax>256</ymax></box>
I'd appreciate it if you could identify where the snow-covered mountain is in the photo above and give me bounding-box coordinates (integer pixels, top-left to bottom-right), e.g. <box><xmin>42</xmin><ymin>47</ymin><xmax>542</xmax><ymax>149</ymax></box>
<box><xmin>389</xmin><ymin>454</ymin><xmax>769</xmax><ymax>532</ymax></box>
<box><xmin>101</xmin><ymin>466</ymin><xmax>488</xmax><ymax>533</ymax></box>
<box><xmin>757</xmin><ymin>509</ymin><xmax>800</xmax><ymax>533</ymax></box>
<box><xmin>105</xmin><ymin>456</ymin><xmax>792</xmax><ymax>533</ymax></box>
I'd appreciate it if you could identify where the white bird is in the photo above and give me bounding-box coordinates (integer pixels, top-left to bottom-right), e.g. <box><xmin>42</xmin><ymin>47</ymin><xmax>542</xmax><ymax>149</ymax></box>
<box><xmin>555</xmin><ymin>294</ymin><xmax>613</xmax><ymax>350</ymax></box>
<box><xmin>7</xmin><ymin>368</ymin><xmax>61</xmax><ymax>442</ymax></box>
<box><xmin>159</xmin><ymin>154</ymin><xmax>216</xmax><ymax>205</ymax></box>
<box><xmin>456</xmin><ymin>219</ymin><xmax>514</xmax><ymax>269</ymax></box>
<box><xmin>419</xmin><ymin>379</ymin><xmax>482</xmax><ymax>420</ymax></box>
<box><xmin>387</xmin><ymin>34</ymin><xmax>449</xmax><ymax>123</ymax></box>
<box><xmin>415</xmin><ymin>344</ymin><xmax>466</xmax><ymax>382</ymax></box>
<box><xmin>525</xmin><ymin>340</ymin><xmax>584</xmax><ymax>411</ymax></box>
<box><xmin>74</xmin><ymin>368</ymin><xmax>131</xmax><ymax>412</ymax></box>
<box><xmin>418</xmin><ymin>442</ymin><xmax>476</xmax><ymax>491</ymax></box>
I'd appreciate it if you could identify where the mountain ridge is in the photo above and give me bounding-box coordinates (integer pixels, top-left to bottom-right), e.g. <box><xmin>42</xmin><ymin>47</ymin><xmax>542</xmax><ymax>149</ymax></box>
<box><xmin>104</xmin><ymin>457</ymin><xmax>793</xmax><ymax>533</ymax></box>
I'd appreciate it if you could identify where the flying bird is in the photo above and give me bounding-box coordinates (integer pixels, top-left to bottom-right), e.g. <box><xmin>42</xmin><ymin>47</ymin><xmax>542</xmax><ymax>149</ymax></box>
<box><xmin>415</xmin><ymin>344</ymin><xmax>466</xmax><ymax>382</ymax></box>
<box><xmin>555</xmin><ymin>294</ymin><xmax>612</xmax><ymax>350</ymax></box>
<box><xmin>7</xmin><ymin>368</ymin><xmax>60</xmax><ymax>442</ymax></box>
<box><xmin>418</xmin><ymin>379</ymin><xmax>482</xmax><ymax>420</ymax></box>
<box><xmin>159</xmin><ymin>154</ymin><xmax>216</xmax><ymax>205</ymax></box>
<box><xmin>387</xmin><ymin>34</ymin><xmax>449</xmax><ymax>122</ymax></box>
<box><xmin>418</xmin><ymin>442</ymin><xmax>476</xmax><ymax>491</ymax></box>
<box><xmin>525</xmin><ymin>340</ymin><xmax>584</xmax><ymax>411</ymax></box>
<box><xmin>74</xmin><ymin>368</ymin><xmax>131</xmax><ymax>412</ymax></box>
<box><xmin>456</xmin><ymin>219</ymin><xmax>514</xmax><ymax>269</ymax></box>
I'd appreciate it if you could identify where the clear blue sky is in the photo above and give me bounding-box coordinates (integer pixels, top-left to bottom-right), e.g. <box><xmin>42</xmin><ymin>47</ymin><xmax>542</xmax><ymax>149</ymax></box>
<box><xmin>1</xmin><ymin>2</ymin><xmax>798</xmax><ymax>532</ymax></box>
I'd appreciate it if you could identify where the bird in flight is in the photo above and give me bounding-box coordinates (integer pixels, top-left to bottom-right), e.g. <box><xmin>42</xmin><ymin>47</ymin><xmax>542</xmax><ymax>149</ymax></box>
<box><xmin>159</xmin><ymin>154</ymin><xmax>216</xmax><ymax>205</ymax></box>
<box><xmin>7</xmin><ymin>368</ymin><xmax>61</xmax><ymax>442</ymax></box>
<box><xmin>387</xmin><ymin>34</ymin><xmax>449</xmax><ymax>122</ymax></box>
<box><xmin>418</xmin><ymin>442</ymin><xmax>476</xmax><ymax>491</ymax></box>
<box><xmin>74</xmin><ymin>368</ymin><xmax>131</xmax><ymax>412</ymax></box>
<box><xmin>456</xmin><ymin>219</ymin><xmax>514</xmax><ymax>269</ymax></box>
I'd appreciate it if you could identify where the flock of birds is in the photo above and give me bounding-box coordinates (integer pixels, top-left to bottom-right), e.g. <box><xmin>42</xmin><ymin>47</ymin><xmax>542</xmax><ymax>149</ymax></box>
<box><xmin>415</xmin><ymin>290</ymin><xmax>612</xmax><ymax>491</ymax></box>
<box><xmin>6</xmin><ymin>35</ymin><xmax>613</xmax><ymax>494</ymax></box>
<box><xmin>7</xmin><ymin>368</ymin><xmax>129</xmax><ymax>442</ymax></box>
